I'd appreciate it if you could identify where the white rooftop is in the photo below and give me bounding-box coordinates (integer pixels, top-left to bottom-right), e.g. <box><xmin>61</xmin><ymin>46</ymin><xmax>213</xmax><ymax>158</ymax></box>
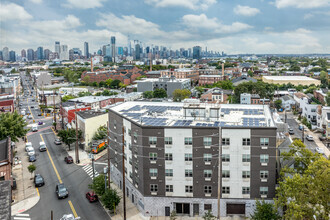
<box><xmin>69</xmin><ymin>96</ymin><xmax>111</xmax><ymax>103</ymax></box>
<box><xmin>263</xmin><ymin>76</ymin><xmax>320</xmax><ymax>81</ymax></box>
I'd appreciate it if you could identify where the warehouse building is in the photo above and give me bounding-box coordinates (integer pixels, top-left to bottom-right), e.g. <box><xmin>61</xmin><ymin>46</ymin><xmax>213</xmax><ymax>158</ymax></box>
<box><xmin>262</xmin><ymin>76</ymin><xmax>320</xmax><ymax>86</ymax></box>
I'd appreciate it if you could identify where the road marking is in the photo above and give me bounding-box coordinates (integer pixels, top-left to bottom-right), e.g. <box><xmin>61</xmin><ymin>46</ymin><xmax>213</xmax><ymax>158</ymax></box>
<box><xmin>68</xmin><ymin>200</ymin><xmax>78</xmax><ymax>218</ymax></box>
<box><xmin>15</xmin><ymin>214</ymin><xmax>29</xmax><ymax>217</ymax></box>
<box><xmin>13</xmin><ymin>217</ymin><xmax>31</xmax><ymax>220</ymax></box>
<box><xmin>82</xmin><ymin>164</ymin><xmax>99</xmax><ymax>179</ymax></box>
<box><xmin>40</xmin><ymin>134</ymin><xmax>62</xmax><ymax>184</ymax></box>
<box><xmin>36</xmin><ymin>188</ymin><xmax>40</xmax><ymax>197</ymax></box>
<box><xmin>94</xmin><ymin>162</ymin><xmax>108</xmax><ymax>165</ymax></box>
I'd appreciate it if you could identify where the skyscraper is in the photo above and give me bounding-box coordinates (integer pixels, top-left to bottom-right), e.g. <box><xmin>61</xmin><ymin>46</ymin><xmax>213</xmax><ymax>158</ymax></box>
<box><xmin>21</xmin><ymin>49</ymin><xmax>26</xmax><ymax>58</ymax></box>
<box><xmin>9</xmin><ymin>51</ymin><xmax>16</xmax><ymax>62</ymax></box>
<box><xmin>192</xmin><ymin>46</ymin><xmax>201</xmax><ymax>59</ymax></box>
<box><xmin>135</xmin><ymin>43</ymin><xmax>141</xmax><ymax>60</ymax></box>
<box><xmin>127</xmin><ymin>35</ymin><xmax>131</xmax><ymax>56</ymax></box>
<box><xmin>2</xmin><ymin>47</ymin><xmax>9</xmax><ymax>61</ymax></box>
<box><xmin>60</xmin><ymin>45</ymin><xmax>68</xmax><ymax>60</ymax></box>
<box><xmin>84</xmin><ymin>42</ymin><xmax>89</xmax><ymax>58</ymax></box>
<box><xmin>37</xmin><ymin>47</ymin><xmax>44</xmax><ymax>60</ymax></box>
<box><xmin>44</xmin><ymin>49</ymin><xmax>50</xmax><ymax>60</ymax></box>
<box><xmin>0</xmin><ymin>51</ymin><xmax>3</xmax><ymax>61</ymax></box>
<box><xmin>111</xmin><ymin>36</ymin><xmax>116</xmax><ymax>62</ymax></box>
<box><xmin>27</xmin><ymin>49</ymin><xmax>34</xmax><ymax>61</ymax></box>
<box><xmin>55</xmin><ymin>41</ymin><xmax>61</xmax><ymax>55</ymax></box>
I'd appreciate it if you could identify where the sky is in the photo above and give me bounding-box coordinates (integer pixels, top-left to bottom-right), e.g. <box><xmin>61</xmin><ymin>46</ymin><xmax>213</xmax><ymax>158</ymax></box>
<box><xmin>1</xmin><ymin>0</ymin><xmax>330</xmax><ymax>54</ymax></box>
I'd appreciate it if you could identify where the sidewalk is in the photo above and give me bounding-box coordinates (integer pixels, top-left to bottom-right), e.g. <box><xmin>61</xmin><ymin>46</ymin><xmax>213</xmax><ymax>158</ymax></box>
<box><xmin>11</xmin><ymin>139</ymin><xmax>40</xmax><ymax>215</ymax></box>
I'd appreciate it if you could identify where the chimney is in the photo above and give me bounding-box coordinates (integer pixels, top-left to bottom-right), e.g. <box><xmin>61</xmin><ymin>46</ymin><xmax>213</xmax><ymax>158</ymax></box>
<box><xmin>91</xmin><ymin>57</ymin><xmax>94</xmax><ymax>72</ymax></box>
<box><xmin>221</xmin><ymin>63</ymin><xmax>224</xmax><ymax>79</ymax></box>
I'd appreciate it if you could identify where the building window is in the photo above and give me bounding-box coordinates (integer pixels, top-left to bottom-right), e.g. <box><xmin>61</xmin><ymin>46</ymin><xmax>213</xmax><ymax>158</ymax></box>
<box><xmin>149</xmin><ymin>152</ymin><xmax>157</xmax><ymax>161</ymax></box>
<box><xmin>149</xmin><ymin>168</ymin><xmax>158</xmax><ymax>177</ymax></box>
<box><xmin>129</xmin><ymin>157</ymin><xmax>132</xmax><ymax>165</ymax></box>
<box><xmin>185</xmin><ymin>185</ymin><xmax>193</xmax><ymax>193</ymax></box>
<box><xmin>260</xmin><ymin>170</ymin><xmax>269</xmax><ymax>179</ymax></box>
<box><xmin>184</xmin><ymin>137</ymin><xmax>193</xmax><ymax>145</ymax></box>
<box><xmin>222</xmin><ymin>186</ymin><xmax>230</xmax><ymax>194</ymax></box>
<box><xmin>150</xmin><ymin>184</ymin><xmax>158</xmax><ymax>192</ymax></box>
<box><xmin>328</xmin><ymin>123</ymin><xmax>330</xmax><ymax>128</ymax></box>
<box><xmin>185</xmin><ymin>169</ymin><xmax>193</xmax><ymax>177</ymax></box>
<box><xmin>204</xmin><ymin>185</ymin><xmax>212</xmax><ymax>194</ymax></box>
<box><xmin>165</xmin><ymin>169</ymin><xmax>173</xmax><ymax>177</ymax></box>
<box><xmin>260</xmin><ymin>187</ymin><xmax>268</xmax><ymax>195</ymax></box>
<box><xmin>166</xmin><ymin>185</ymin><xmax>173</xmax><ymax>192</ymax></box>
<box><xmin>222</xmin><ymin>138</ymin><xmax>230</xmax><ymax>145</ymax></box>
<box><xmin>222</xmin><ymin>170</ymin><xmax>230</xmax><ymax>178</ymax></box>
<box><xmin>204</xmin><ymin>170</ymin><xmax>212</xmax><ymax>178</ymax></box>
<box><xmin>128</xmin><ymin>129</ymin><xmax>131</xmax><ymax>136</ymax></box>
<box><xmin>204</xmin><ymin>153</ymin><xmax>212</xmax><ymax>162</ymax></box>
<box><xmin>165</xmin><ymin>137</ymin><xmax>172</xmax><ymax>145</ymax></box>
<box><xmin>242</xmin><ymin>138</ymin><xmax>251</xmax><ymax>146</ymax></box>
<box><xmin>185</xmin><ymin>153</ymin><xmax>193</xmax><ymax>161</ymax></box>
<box><xmin>129</xmin><ymin>143</ymin><xmax>132</xmax><ymax>151</ymax></box>
<box><xmin>114</xmin><ymin>120</ymin><xmax>117</xmax><ymax>129</ymax></box>
<box><xmin>165</xmin><ymin>153</ymin><xmax>173</xmax><ymax>161</ymax></box>
<box><xmin>149</xmin><ymin>137</ymin><xmax>157</xmax><ymax>145</ymax></box>
<box><xmin>222</xmin><ymin>154</ymin><xmax>230</xmax><ymax>162</ymax></box>
<box><xmin>204</xmin><ymin>204</ymin><xmax>212</xmax><ymax>211</ymax></box>
<box><xmin>242</xmin><ymin>154</ymin><xmax>251</xmax><ymax>162</ymax></box>
<box><xmin>260</xmin><ymin>154</ymin><xmax>269</xmax><ymax>163</ymax></box>
<box><xmin>242</xmin><ymin>187</ymin><xmax>250</xmax><ymax>194</ymax></box>
<box><xmin>203</xmin><ymin>137</ymin><xmax>212</xmax><ymax>146</ymax></box>
<box><xmin>133</xmin><ymin>132</ymin><xmax>137</xmax><ymax>143</ymax></box>
<box><xmin>260</xmin><ymin>138</ymin><xmax>269</xmax><ymax>146</ymax></box>
<box><xmin>242</xmin><ymin>171</ymin><xmax>250</xmax><ymax>178</ymax></box>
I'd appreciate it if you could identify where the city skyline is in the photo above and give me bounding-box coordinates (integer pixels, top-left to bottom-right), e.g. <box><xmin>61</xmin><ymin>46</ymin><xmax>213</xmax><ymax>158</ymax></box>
<box><xmin>1</xmin><ymin>0</ymin><xmax>330</xmax><ymax>54</ymax></box>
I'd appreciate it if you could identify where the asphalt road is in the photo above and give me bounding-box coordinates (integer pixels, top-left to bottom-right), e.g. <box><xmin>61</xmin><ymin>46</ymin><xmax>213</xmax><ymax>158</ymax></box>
<box><xmin>15</xmin><ymin>73</ymin><xmax>109</xmax><ymax>220</ymax></box>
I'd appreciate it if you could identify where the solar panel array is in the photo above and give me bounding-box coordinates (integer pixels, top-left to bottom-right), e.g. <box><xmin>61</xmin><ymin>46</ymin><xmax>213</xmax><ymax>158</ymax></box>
<box><xmin>173</xmin><ymin>120</ymin><xmax>193</xmax><ymax>126</ymax></box>
<box><xmin>141</xmin><ymin>117</ymin><xmax>167</xmax><ymax>126</ymax></box>
<box><xmin>242</xmin><ymin>117</ymin><xmax>266</xmax><ymax>127</ymax></box>
<box><xmin>124</xmin><ymin>112</ymin><xmax>143</xmax><ymax>119</ymax></box>
<box><xmin>144</xmin><ymin>105</ymin><xmax>182</xmax><ymax>113</ymax></box>
<box><xmin>221</xmin><ymin>108</ymin><xmax>264</xmax><ymax>115</ymax></box>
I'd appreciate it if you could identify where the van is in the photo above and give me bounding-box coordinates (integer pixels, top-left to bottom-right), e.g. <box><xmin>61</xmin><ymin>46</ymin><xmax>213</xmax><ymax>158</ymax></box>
<box><xmin>32</xmin><ymin>125</ymin><xmax>38</xmax><ymax>132</ymax></box>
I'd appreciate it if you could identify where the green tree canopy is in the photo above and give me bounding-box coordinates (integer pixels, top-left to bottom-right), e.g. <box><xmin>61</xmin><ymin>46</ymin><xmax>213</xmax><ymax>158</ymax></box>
<box><xmin>27</xmin><ymin>164</ymin><xmax>36</xmax><ymax>177</ymax></box>
<box><xmin>102</xmin><ymin>90</ymin><xmax>118</xmax><ymax>96</ymax></box>
<box><xmin>143</xmin><ymin>91</ymin><xmax>153</xmax><ymax>99</ymax></box>
<box><xmin>93</xmin><ymin>125</ymin><xmax>107</xmax><ymax>140</ymax></box>
<box><xmin>110</xmin><ymin>79</ymin><xmax>121</xmax><ymax>89</ymax></box>
<box><xmin>153</xmin><ymin>88</ymin><xmax>167</xmax><ymax>98</ymax></box>
<box><xmin>274</xmin><ymin>99</ymin><xmax>282</xmax><ymax>109</ymax></box>
<box><xmin>57</xmin><ymin>128</ymin><xmax>82</xmax><ymax>151</ymax></box>
<box><xmin>213</xmin><ymin>80</ymin><xmax>234</xmax><ymax>90</ymax></box>
<box><xmin>0</xmin><ymin>111</ymin><xmax>28</xmax><ymax>142</ymax></box>
<box><xmin>88</xmin><ymin>174</ymin><xmax>107</xmax><ymax>196</ymax></box>
<box><xmin>105</xmin><ymin>78</ymin><xmax>113</xmax><ymax>88</ymax></box>
<box><xmin>251</xmin><ymin>200</ymin><xmax>280</xmax><ymax>220</ymax></box>
<box><xmin>172</xmin><ymin>89</ymin><xmax>191</xmax><ymax>102</ymax></box>
<box><xmin>78</xmin><ymin>91</ymin><xmax>92</xmax><ymax>97</ymax></box>
<box><xmin>62</xmin><ymin>95</ymin><xmax>77</xmax><ymax>102</ymax></box>
<box><xmin>101</xmin><ymin>188</ymin><xmax>121</xmax><ymax>211</ymax></box>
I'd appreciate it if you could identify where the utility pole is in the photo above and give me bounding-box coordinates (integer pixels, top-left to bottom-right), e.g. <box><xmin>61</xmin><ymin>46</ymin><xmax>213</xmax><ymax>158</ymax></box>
<box><xmin>285</xmin><ymin>110</ymin><xmax>287</xmax><ymax>123</ymax></box>
<box><xmin>107</xmin><ymin>121</ymin><xmax>111</xmax><ymax>189</ymax></box>
<box><xmin>53</xmin><ymin>90</ymin><xmax>56</xmax><ymax>129</ymax></box>
<box><xmin>122</xmin><ymin>126</ymin><xmax>126</xmax><ymax>220</ymax></box>
<box><xmin>75</xmin><ymin>102</ymin><xmax>80</xmax><ymax>163</ymax></box>
<box><xmin>217</xmin><ymin>128</ymin><xmax>222</xmax><ymax>219</ymax></box>
<box><xmin>92</xmin><ymin>154</ymin><xmax>95</xmax><ymax>179</ymax></box>
<box><xmin>51</xmin><ymin>210</ymin><xmax>53</xmax><ymax>220</ymax></box>
<box><xmin>60</xmin><ymin>97</ymin><xmax>64</xmax><ymax>129</ymax></box>
<box><xmin>302</xmin><ymin>126</ymin><xmax>305</xmax><ymax>143</ymax></box>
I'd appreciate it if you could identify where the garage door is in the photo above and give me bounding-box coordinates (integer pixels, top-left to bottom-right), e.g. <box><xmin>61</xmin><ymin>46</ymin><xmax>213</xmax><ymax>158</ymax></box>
<box><xmin>226</xmin><ymin>204</ymin><xmax>245</xmax><ymax>215</ymax></box>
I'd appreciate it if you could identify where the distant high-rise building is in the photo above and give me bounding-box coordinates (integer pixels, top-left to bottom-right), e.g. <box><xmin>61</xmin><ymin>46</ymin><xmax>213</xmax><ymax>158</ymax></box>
<box><xmin>117</xmin><ymin>47</ymin><xmax>124</xmax><ymax>56</ymax></box>
<box><xmin>44</xmin><ymin>49</ymin><xmax>50</xmax><ymax>60</ymax></box>
<box><xmin>192</xmin><ymin>46</ymin><xmax>201</xmax><ymax>59</ymax></box>
<box><xmin>33</xmin><ymin>50</ymin><xmax>37</xmax><ymax>60</ymax></box>
<box><xmin>9</xmin><ymin>51</ymin><xmax>16</xmax><ymax>62</ymax></box>
<box><xmin>97</xmin><ymin>49</ymin><xmax>102</xmax><ymax>55</ymax></box>
<box><xmin>127</xmin><ymin>35</ymin><xmax>131</xmax><ymax>56</ymax></box>
<box><xmin>0</xmin><ymin>51</ymin><xmax>3</xmax><ymax>61</ymax></box>
<box><xmin>55</xmin><ymin>41</ymin><xmax>61</xmax><ymax>55</ymax></box>
<box><xmin>111</xmin><ymin>36</ymin><xmax>116</xmax><ymax>62</ymax></box>
<box><xmin>37</xmin><ymin>47</ymin><xmax>44</xmax><ymax>60</ymax></box>
<box><xmin>21</xmin><ymin>49</ymin><xmax>26</xmax><ymax>58</ymax></box>
<box><xmin>84</xmin><ymin>42</ymin><xmax>89</xmax><ymax>58</ymax></box>
<box><xmin>27</xmin><ymin>49</ymin><xmax>34</xmax><ymax>61</ymax></box>
<box><xmin>102</xmin><ymin>45</ymin><xmax>107</xmax><ymax>56</ymax></box>
<box><xmin>135</xmin><ymin>44</ymin><xmax>141</xmax><ymax>60</ymax></box>
<box><xmin>60</xmin><ymin>45</ymin><xmax>68</xmax><ymax>60</ymax></box>
<box><xmin>2</xmin><ymin>47</ymin><xmax>9</xmax><ymax>61</ymax></box>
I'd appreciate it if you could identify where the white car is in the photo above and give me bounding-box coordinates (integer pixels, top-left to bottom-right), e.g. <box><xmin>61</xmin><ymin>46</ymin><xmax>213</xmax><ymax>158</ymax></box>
<box><xmin>60</xmin><ymin>214</ymin><xmax>80</xmax><ymax>220</ymax></box>
<box><xmin>26</xmin><ymin>146</ymin><xmax>35</xmax><ymax>156</ymax></box>
<box><xmin>315</xmin><ymin>147</ymin><xmax>324</xmax><ymax>154</ymax></box>
<box><xmin>25</xmin><ymin>142</ymin><xmax>32</xmax><ymax>151</ymax></box>
<box><xmin>306</xmin><ymin>135</ymin><xmax>314</xmax><ymax>141</ymax></box>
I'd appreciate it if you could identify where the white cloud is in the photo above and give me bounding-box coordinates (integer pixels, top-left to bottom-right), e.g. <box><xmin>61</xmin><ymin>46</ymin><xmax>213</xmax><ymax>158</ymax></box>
<box><xmin>144</xmin><ymin>0</ymin><xmax>216</xmax><ymax>10</ymax></box>
<box><xmin>275</xmin><ymin>0</ymin><xmax>330</xmax><ymax>9</ymax></box>
<box><xmin>233</xmin><ymin>5</ymin><xmax>260</xmax><ymax>16</ymax></box>
<box><xmin>31</xmin><ymin>15</ymin><xmax>82</xmax><ymax>34</ymax></box>
<box><xmin>0</xmin><ymin>3</ymin><xmax>32</xmax><ymax>22</ymax></box>
<box><xmin>29</xmin><ymin>0</ymin><xmax>43</xmax><ymax>4</ymax></box>
<box><xmin>304</xmin><ymin>10</ymin><xmax>330</xmax><ymax>19</ymax></box>
<box><xmin>63</xmin><ymin>0</ymin><xmax>106</xmax><ymax>9</ymax></box>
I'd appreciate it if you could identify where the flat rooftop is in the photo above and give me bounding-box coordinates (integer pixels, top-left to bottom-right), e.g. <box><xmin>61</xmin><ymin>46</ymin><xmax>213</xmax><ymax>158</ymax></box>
<box><xmin>110</xmin><ymin>101</ymin><xmax>275</xmax><ymax>128</ymax></box>
<box><xmin>69</xmin><ymin>96</ymin><xmax>111</xmax><ymax>103</ymax></box>
<box><xmin>263</xmin><ymin>76</ymin><xmax>320</xmax><ymax>81</ymax></box>
<box><xmin>76</xmin><ymin>110</ymin><xmax>107</xmax><ymax>119</ymax></box>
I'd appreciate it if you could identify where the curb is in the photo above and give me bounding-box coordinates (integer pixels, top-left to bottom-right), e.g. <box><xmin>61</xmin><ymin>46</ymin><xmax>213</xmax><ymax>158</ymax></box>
<box><xmin>11</xmin><ymin>194</ymin><xmax>40</xmax><ymax>216</ymax></box>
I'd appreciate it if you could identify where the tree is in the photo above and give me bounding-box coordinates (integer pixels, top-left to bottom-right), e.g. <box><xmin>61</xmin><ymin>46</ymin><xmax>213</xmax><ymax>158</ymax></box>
<box><xmin>27</xmin><ymin>164</ymin><xmax>36</xmax><ymax>178</ymax></box>
<box><xmin>0</xmin><ymin>111</ymin><xmax>28</xmax><ymax>142</ymax></box>
<box><xmin>57</xmin><ymin>128</ymin><xmax>82</xmax><ymax>151</ymax></box>
<box><xmin>92</xmin><ymin>82</ymin><xmax>98</xmax><ymax>87</ymax></box>
<box><xmin>143</xmin><ymin>91</ymin><xmax>153</xmax><ymax>99</ymax></box>
<box><xmin>250</xmin><ymin>200</ymin><xmax>280</xmax><ymax>220</ymax></box>
<box><xmin>83</xmin><ymin>75</ymin><xmax>90</xmax><ymax>85</ymax></box>
<box><xmin>275</xmin><ymin>140</ymin><xmax>330</xmax><ymax>219</ymax></box>
<box><xmin>274</xmin><ymin>99</ymin><xmax>282</xmax><ymax>109</ymax></box>
<box><xmin>62</xmin><ymin>95</ymin><xmax>76</xmax><ymax>102</ymax></box>
<box><xmin>110</xmin><ymin>79</ymin><xmax>121</xmax><ymax>89</ymax></box>
<box><xmin>101</xmin><ymin>188</ymin><xmax>121</xmax><ymax>211</ymax></box>
<box><xmin>172</xmin><ymin>89</ymin><xmax>191</xmax><ymax>102</ymax></box>
<box><xmin>170</xmin><ymin>211</ymin><xmax>177</xmax><ymax>220</ymax></box>
<box><xmin>153</xmin><ymin>88</ymin><xmax>167</xmax><ymax>98</ymax></box>
<box><xmin>202</xmin><ymin>210</ymin><xmax>216</xmax><ymax>220</ymax></box>
<box><xmin>93</xmin><ymin>125</ymin><xmax>107</xmax><ymax>140</ymax></box>
<box><xmin>102</xmin><ymin>90</ymin><xmax>118</xmax><ymax>96</ymax></box>
<box><xmin>248</xmin><ymin>70</ymin><xmax>254</xmax><ymax>77</ymax></box>
<box><xmin>88</xmin><ymin>174</ymin><xmax>107</xmax><ymax>196</ymax></box>
<box><xmin>213</xmin><ymin>80</ymin><xmax>234</xmax><ymax>90</ymax></box>
<box><xmin>99</xmin><ymin>81</ymin><xmax>106</xmax><ymax>88</ymax></box>
<box><xmin>78</xmin><ymin>91</ymin><xmax>92</xmax><ymax>97</ymax></box>
<box><xmin>327</xmin><ymin>92</ymin><xmax>330</xmax><ymax>106</ymax></box>
<box><xmin>105</xmin><ymin>78</ymin><xmax>113</xmax><ymax>88</ymax></box>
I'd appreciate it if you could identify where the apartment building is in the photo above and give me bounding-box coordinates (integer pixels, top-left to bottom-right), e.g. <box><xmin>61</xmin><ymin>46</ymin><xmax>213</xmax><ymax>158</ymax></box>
<box><xmin>199</xmin><ymin>75</ymin><xmax>223</xmax><ymax>86</ymax></box>
<box><xmin>294</xmin><ymin>92</ymin><xmax>321</xmax><ymax>125</ymax></box>
<box><xmin>160</xmin><ymin>68</ymin><xmax>199</xmax><ymax>81</ymax></box>
<box><xmin>108</xmin><ymin>101</ymin><xmax>277</xmax><ymax>217</ymax></box>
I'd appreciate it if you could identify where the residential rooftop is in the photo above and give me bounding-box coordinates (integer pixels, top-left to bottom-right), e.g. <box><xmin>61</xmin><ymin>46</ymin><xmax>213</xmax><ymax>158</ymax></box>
<box><xmin>110</xmin><ymin>101</ymin><xmax>275</xmax><ymax>128</ymax></box>
<box><xmin>69</xmin><ymin>96</ymin><xmax>112</xmax><ymax>103</ymax></box>
<box><xmin>76</xmin><ymin>110</ymin><xmax>107</xmax><ymax>119</ymax></box>
<box><xmin>263</xmin><ymin>76</ymin><xmax>320</xmax><ymax>81</ymax></box>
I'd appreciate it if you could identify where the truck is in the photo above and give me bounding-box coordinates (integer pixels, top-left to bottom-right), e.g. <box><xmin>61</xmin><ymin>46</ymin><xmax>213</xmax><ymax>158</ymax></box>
<box><xmin>91</xmin><ymin>140</ymin><xmax>107</xmax><ymax>154</ymax></box>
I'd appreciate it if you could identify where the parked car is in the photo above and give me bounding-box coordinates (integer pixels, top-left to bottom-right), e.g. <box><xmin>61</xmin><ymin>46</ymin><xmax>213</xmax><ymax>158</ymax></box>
<box><xmin>60</xmin><ymin>214</ymin><xmax>79</xmax><ymax>220</ymax></box>
<box><xmin>289</xmin><ymin>128</ymin><xmax>294</xmax><ymax>135</ymax></box>
<box><xmin>39</xmin><ymin>142</ymin><xmax>47</xmax><ymax>152</ymax></box>
<box><xmin>306</xmin><ymin>135</ymin><xmax>314</xmax><ymax>141</ymax></box>
<box><xmin>25</xmin><ymin>142</ymin><xmax>32</xmax><ymax>151</ymax></box>
<box><xmin>34</xmin><ymin>174</ymin><xmax>44</xmax><ymax>187</ymax></box>
<box><xmin>28</xmin><ymin>115</ymin><xmax>33</xmax><ymax>119</ymax></box>
<box><xmin>54</xmin><ymin>138</ymin><xmax>62</xmax><ymax>145</ymax></box>
<box><xmin>55</xmin><ymin>183</ymin><xmax>69</xmax><ymax>199</ymax></box>
<box><xmin>26</xmin><ymin>146</ymin><xmax>35</xmax><ymax>156</ymax></box>
<box><xmin>315</xmin><ymin>147</ymin><xmax>324</xmax><ymax>154</ymax></box>
<box><xmin>38</xmin><ymin>112</ymin><xmax>42</xmax><ymax>116</ymax></box>
<box><xmin>86</xmin><ymin>191</ymin><xmax>98</xmax><ymax>203</ymax></box>
<box><xmin>29</xmin><ymin>154</ymin><xmax>36</xmax><ymax>162</ymax></box>
<box><xmin>299</xmin><ymin>125</ymin><xmax>304</xmax><ymax>130</ymax></box>
<box><xmin>64</xmin><ymin>156</ymin><xmax>73</xmax><ymax>164</ymax></box>
<box><xmin>319</xmin><ymin>136</ymin><xmax>326</xmax><ymax>141</ymax></box>
<box><xmin>30</xmin><ymin>106</ymin><xmax>34</xmax><ymax>108</ymax></box>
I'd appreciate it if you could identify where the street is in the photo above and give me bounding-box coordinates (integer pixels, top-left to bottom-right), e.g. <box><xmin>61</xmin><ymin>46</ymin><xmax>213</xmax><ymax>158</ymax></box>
<box><xmin>14</xmin><ymin>73</ymin><xmax>109</xmax><ymax>220</ymax></box>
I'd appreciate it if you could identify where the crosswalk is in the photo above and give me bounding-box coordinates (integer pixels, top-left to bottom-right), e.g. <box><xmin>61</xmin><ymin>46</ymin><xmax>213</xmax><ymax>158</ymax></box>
<box><xmin>13</xmin><ymin>213</ymin><xmax>31</xmax><ymax>220</ymax></box>
<box><xmin>82</xmin><ymin>164</ymin><xmax>99</xmax><ymax>179</ymax></box>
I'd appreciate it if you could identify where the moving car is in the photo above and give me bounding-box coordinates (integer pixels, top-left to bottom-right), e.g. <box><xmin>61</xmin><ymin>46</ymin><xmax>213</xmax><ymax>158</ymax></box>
<box><xmin>28</xmin><ymin>115</ymin><xmax>33</xmax><ymax>119</ymax></box>
<box><xmin>86</xmin><ymin>191</ymin><xmax>98</xmax><ymax>203</ymax></box>
<box><xmin>32</xmin><ymin>125</ymin><xmax>38</xmax><ymax>132</ymax></box>
<box><xmin>299</xmin><ymin>125</ymin><xmax>304</xmax><ymax>130</ymax></box>
<box><xmin>64</xmin><ymin>156</ymin><xmax>73</xmax><ymax>164</ymax></box>
<box><xmin>319</xmin><ymin>136</ymin><xmax>326</xmax><ymax>141</ymax></box>
<box><xmin>26</xmin><ymin>147</ymin><xmax>35</xmax><ymax>156</ymax></box>
<box><xmin>315</xmin><ymin>147</ymin><xmax>324</xmax><ymax>154</ymax></box>
<box><xmin>306</xmin><ymin>135</ymin><xmax>314</xmax><ymax>141</ymax></box>
<box><xmin>39</xmin><ymin>142</ymin><xmax>47</xmax><ymax>152</ymax></box>
<box><xmin>38</xmin><ymin>113</ymin><xmax>42</xmax><ymax>116</ymax></box>
<box><xmin>54</xmin><ymin>138</ymin><xmax>62</xmax><ymax>145</ymax></box>
<box><xmin>288</xmin><ymin>128</ymin><xmax>294</xmax><ymax>135</ymax></box>
<box><xmin>34</xmin><ymin>174</ymin><xmax>45</xmax><ymax>187</ymax></box>
<box><xmin>60</xmin><ymin>214</ymin><xmax>80</xmax><ymax>220</ymax></box>
<box><xmin>55</xmin><ymin>183</ymin><xmax>69</xmax><ymax>199</ymax></box>
<box><xmin>29</xmin><ymin>154</ymin><xmax>36</xmax><ymax>162</ymax></box>
<box><xmin>38</xmin><ymin>121</ymin><xmax>43</xmax><ymax>125</ymax></box>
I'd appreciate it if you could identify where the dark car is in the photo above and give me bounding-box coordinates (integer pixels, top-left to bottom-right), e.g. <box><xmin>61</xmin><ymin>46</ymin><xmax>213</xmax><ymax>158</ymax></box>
<box><xmin>86</xmin><ymin>191</ymin><xmax>98</xmax><ymax>203</ymax></box>
<box><xmin>56</xmin><ymin>183</ymin><xmax>68</xmax><ymax>199</ymax></box>
<box><xmin>54</xmin><ymin>138</ymin><xmax>62</xmax><ymax>145</ymax></box>
<box><xmin>299</xmin><ymin>125</ymin><xmax>304</xmax><ymax>130</ymax></box>
<box><xmin>64</xmin><ymin>156</ymin><xmax>73</xmax><ymax>164</ymax></box>
<box><xmin>29</xmin><ymin>154</ymin><xmax>36</xmax><ymax>162</ymax></box>
<box><xmin>34</xmin><ymin>174</ymin><xmax>45</xmax><ymax>187</ymax></box>
<box><xmin>39</xmin><ymin>144</ymin><xmax>47</xmax><ymax>152</ymax></box>
<box><xmin>38</xmin><ymin>113</ymin><xmax>42</xmax><ymax>116</ymax></box>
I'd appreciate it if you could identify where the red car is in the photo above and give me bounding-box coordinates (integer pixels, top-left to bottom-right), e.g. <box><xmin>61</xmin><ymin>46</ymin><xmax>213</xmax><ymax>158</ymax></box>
<box><xmin>86</xmin><ymin>191</ymin><xmax>98</xmax><ymax>203</ymax></box>
<box><xmin>64</xmin><ymin>156</ymin><xmax>73</xmax><ymax>164</ymax></box>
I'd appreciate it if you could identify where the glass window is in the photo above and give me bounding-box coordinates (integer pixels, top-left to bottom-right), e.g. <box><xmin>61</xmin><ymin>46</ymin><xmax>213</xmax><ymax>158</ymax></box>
<box><xmin>222</xmin><ymin>170</ymin><xmax>230</xmax><ymax>178</ymax></box>
<box><xmin>204</xmin><ymin>204</ymin><xmax>212</xmax><ymax>211</ymax></box>
<box><xmin>204</xmin><ymin>170</ymin><xmax>212</xmax><ymax>178</ymax></box>
<box><xmin>133</xmin><ymin>132</ymin><xmax>137</xmax><ymax>143</ymax></box>
<box><xmin>149</xmin><ymin>152</ymin><xmax>157</xmax><ymax>161</ymax></box>
<box><xmin>222</xmin><ymin>186</ymin><xmax>230</xmax><ymax>194</ymax></box>
<box><xmin>128</xmin><ymin>129</ymin><xmax>131</xmax><ymax>136</ymax></box>
<box><xmin>165</xmin><ymin>137</ymin><xmax>172</xmax><ymax>145</ymax></box>
<box><xmin>165</xmin><ymin>169</ymin><xmax>173</xmax><ymax>177</ymax></box>
<box><xmin>204</xmin><ymin>185</ymin><xmax>212</xmax><ymax>194</ymax></box>
<box><xmin>114</xmin><ymin>120</ymin><xmax>117</xmax><ymax>129</ymax></box>
<box><xmin>165</xmin><ymin>153</ymin><xmax>173</xmax><ymax>161</ymax></box>
<box><xmin>185</xmin><ymin>153</ymin><xmax>193</xmax><ymax>161</ymax></box>
<box><xmin>242</xmin><ymin>138</ymin><xmax>251</xmax><ymax>146</ymax></box>
<box><xmin>260</xmin><ymin>187</ymin><xmax>268</xmax><ymax>195</ymax></box>
<box><xmin>260</xmin><ymin>170</ymin><xmax>269</xmax><ymax>179</ymax></box>
<box><xmin>184</xmin><ymin>137</ymin><xmax>193</xmax><ymax>145</ymax></box>
<box><xmin>222</xmin><ymin>138</ymin><xmax>230</xmax><ymax>145</ymax></box>
<box><xmin>242</xmin><ymin>187</ymin><xmax>250</xmax><ymax>194</ymax></box>
<box><xmin>150</xmin><ymin>184</ymin><xmax>158</xmax><ymax>192</ymax></box>
<box><xmin>260</xmin><ymin>138</ymin><xmax>269</xmax><ymax>146</ymax></box>
<box><xmin>242</xmin><ymin>171</ymin><xmax>250</xmax><ymax>178</ymax></box>
<box><xmin>260</xmin><ymin>154</ymin><xmax>269</xmax><ymax>163</ymax></box>
<box><xmin>242</xmin><ymin>154</ymin><xmax>250</xmax><ymax>162</ymax></box>
<box><xmin>203</xmin><ymin>137</ymin><xmax>212</xmax><ymax>146</ymax></box>
<box><xmin>149</xmin><ymin>137</ymin><xmax>157</xmax><ymax>145</ymax></box>
<box><xmin>149</xmin><ymin>168</ymin><xmax>158</xmax><ymax>177</ymax></box>
<box><xmin>222</xmin><ymin>154</ymin><xmax>230</xmax><ymax>162</ymax></box>
<box><xmin>204</xmin><ymin>153</ymin><xmax>212</xmax><ymax>162</ymax></box>
<box><xmin>185</xmin><ymin>185</ymin><xmax>193</xmax><ymax>193</ymax></box>
<box><xmin>166</xmin><ymin>185</ymin><xmax>173</xmax><ymax>192</ymax></box>
<box><xmin>185</xmin><ymin>169</ymin><xmax>193</xmax><ymax>177</ymax></box>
